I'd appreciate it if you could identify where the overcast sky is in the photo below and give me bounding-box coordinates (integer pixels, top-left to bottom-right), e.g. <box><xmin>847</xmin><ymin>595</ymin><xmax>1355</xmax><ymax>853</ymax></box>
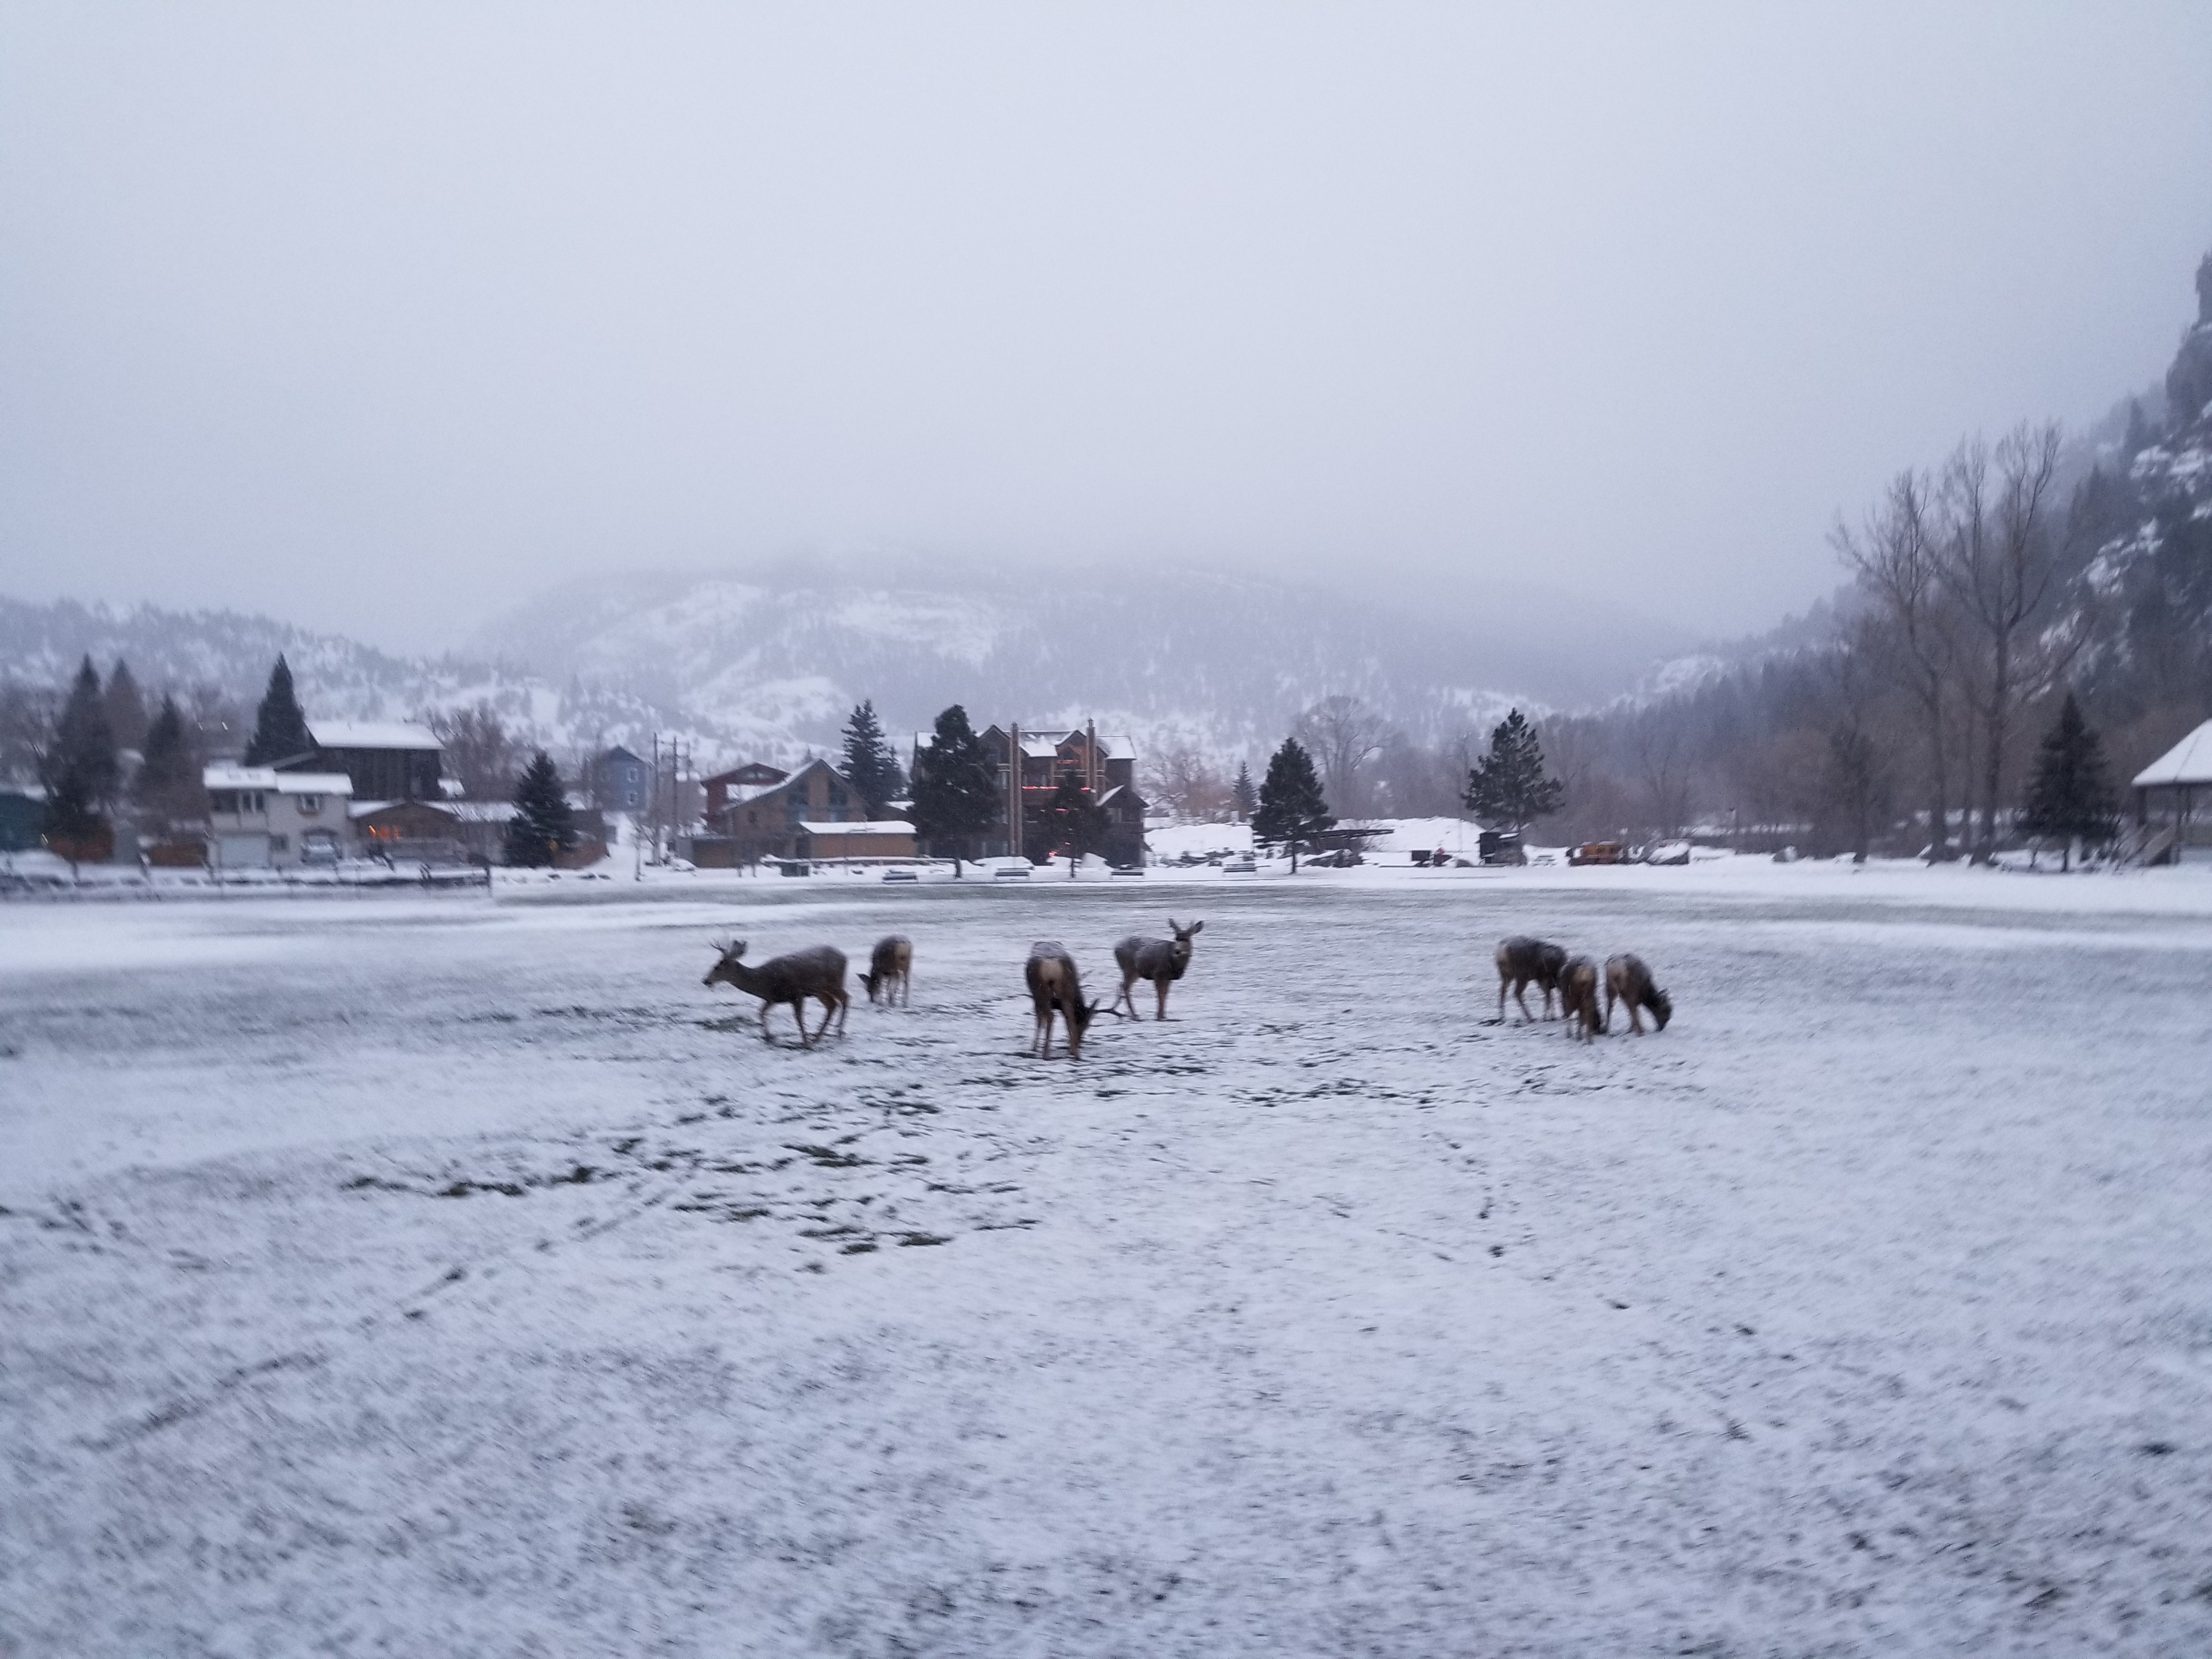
<box><xmin>3</xmin><ymin>2</ymin><xmax>2209</xmax><ymax>654</ymax></box>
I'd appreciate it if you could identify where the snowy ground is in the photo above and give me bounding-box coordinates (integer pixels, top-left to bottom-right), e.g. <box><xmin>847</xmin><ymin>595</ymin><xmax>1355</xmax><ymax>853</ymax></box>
<box><xmin>4</xmin><ymin>865</ymin><xmax>2211</xmax><ymax>1656</ymax></box>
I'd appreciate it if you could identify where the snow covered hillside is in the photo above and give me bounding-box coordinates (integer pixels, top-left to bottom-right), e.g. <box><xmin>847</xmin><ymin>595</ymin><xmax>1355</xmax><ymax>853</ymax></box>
<box><xmin>4</xmin><ymin>557</ymin><xmax>1691</xmax><ymax>773</ymax></box>
<box><xmin>5</xmin><ymin>867</ymin><xmax>2209</xmax><ymax>1655</ymax></box>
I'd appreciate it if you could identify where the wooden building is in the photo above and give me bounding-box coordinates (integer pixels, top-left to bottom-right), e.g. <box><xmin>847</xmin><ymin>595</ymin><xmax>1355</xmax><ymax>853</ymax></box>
<box><xmin>2131</xmin><ymin>718</ymin><xmax>2212</xmax><ymax>864</ymax></box>
<box><xmin>973</xmin><ymin>723</ymin><xmax>1148</xmax><ymax>867</ymax></box>
<box><xmin>707</xmin><ymin>758</ymin><xmax>901</xmax><ymax>864</ymax></box>
<box><xmin>285</xmin><ymin>721</ymin><xmax>444</xmax><ymax>802</ymax></box>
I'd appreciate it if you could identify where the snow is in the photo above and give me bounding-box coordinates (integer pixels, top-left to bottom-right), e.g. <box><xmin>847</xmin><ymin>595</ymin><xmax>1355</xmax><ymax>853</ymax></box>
<box><xmin>306</xmin><ymin>720</ymin><xmax>443</xmax><ymax>752</ymax></box>
<box><xmin>4</xmin><ymin>864</ymin><xmax>2212</xmax><ymax>1655</ymax></box>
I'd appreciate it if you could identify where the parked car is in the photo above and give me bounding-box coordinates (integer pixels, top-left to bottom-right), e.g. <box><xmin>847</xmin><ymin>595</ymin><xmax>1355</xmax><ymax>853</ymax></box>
<box><xmin>882</xmin><ymin>866</ymin><xmax>918</xmax><ymax>882</ymax></box>
<box><xmin>992</xmin><ymin>861</ymin><xmax>1032</xmax><ymax>879</ymax></box>
<box><xmin>1568</xmin><ymin>842</ymin><xmax>1628</xmax><ymax>866</ymax></box>
<box><xmin>1222</xmin><ymin>854</ymin><xmax>1257</xmax><ymax>873</ymax></box>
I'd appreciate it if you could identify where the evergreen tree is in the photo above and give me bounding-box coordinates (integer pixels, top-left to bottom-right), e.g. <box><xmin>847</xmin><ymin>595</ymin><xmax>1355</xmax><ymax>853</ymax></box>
<box><xmin>1462</xmin><ymin>709</ymin><xmax>1564</xmax><ymax>835</ymax></box>
<box><xmin>133</xmin><ymin>693</ymin><xmax>205</xmax><ymax>833</ymax></box>
<box><xmin>908</xmin><ymin>704</ymin><xmax>998</xmax><ymax>875</ymax></box>
<box><xmin>242</xmin><ymin>655</ymin><xmax>315</xmax><ymax>765</ymax></box>
<box><xmin>1252</xmin><ymin>737</ymin><xmax>1334</xmax><ymax>872</ymax></box>
<box><xmin>2019</xmin><ymin>693</ymin><xmax>2116</xmax><ymax>870</ymax></box>
<box><xmin>839</xmin><ymin>699</ymin><xmax>905</xmax><ymax>817</ymax></box>
<box><xmin>504</xmin><ymin>750</ymin><xmax>577</xmax><ymax>867</ymax></box>
<box><xmin>39</xmin><ymin>657</ymin><xmax>119</xmax><ymax>864</ymax></box>
<box><xmin>103</xmin><ymin>659</ymin><xmax>149</xmax><ymax>752</ymax></box>
<box><xmin>1043</xmin><ymin>767</ymin><xmax>1108</xmax><ymax>876</ymax></box>
<box><xmin>1231</xmin><ymin>761</ymin><xmax>1257</xmax><ymax>822</ymax></box>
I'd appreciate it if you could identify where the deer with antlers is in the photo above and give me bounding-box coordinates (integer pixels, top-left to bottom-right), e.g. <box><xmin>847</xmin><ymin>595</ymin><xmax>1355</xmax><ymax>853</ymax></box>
<box><xmin>1025</xmin><ymin>941</ymin><xmax>1103</xmax><ymax>1059</ymax></box>
<box><xmin>704</xmin><ymin>940</ymin><xmax>850</xmax><ymax>1048</ymax></box>
<box><xmin>1111</xmin><ymin>918</ymin><xmax>1203</xmax><ymax>1021</ymax></box>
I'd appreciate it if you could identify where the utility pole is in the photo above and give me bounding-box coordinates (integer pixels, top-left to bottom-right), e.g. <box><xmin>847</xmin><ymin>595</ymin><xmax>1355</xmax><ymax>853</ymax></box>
<box><xmin>1007</xmin><ymin>722</ymin><xmax>1023</xmax><ymax>861</ymax></box>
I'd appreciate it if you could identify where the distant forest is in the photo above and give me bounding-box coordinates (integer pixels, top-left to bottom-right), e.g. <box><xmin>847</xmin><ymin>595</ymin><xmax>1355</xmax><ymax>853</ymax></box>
<box><xmin>1141</xmin><ymin>253</ymin><xmax>2211</xmax><ymax>857</ymax></box>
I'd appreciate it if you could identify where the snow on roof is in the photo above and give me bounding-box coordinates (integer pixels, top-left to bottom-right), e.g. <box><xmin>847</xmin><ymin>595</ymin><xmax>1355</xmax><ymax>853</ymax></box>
<box><xmin>204</xmin><ymin>765</ymin><xmax>354</xmax><ymax>794</ymax></box>
<box><xmin>447</xmin><ymin>801</ymin><xmax>520</xmax><ymax>823</ymax></box>
<box><xmin>308</xmin><ymin>720</ymin><xmax>443</xmax><ymax>752</ymax></box>
<box><xmin>798</xmin><ymin>820</ymin><xmax>916</xmax><ymax>837</ymax></box>
<box><xmin>349</xmin><ymin>798</ymin><xmax>456</xmax><ymax>821</ymax></box>
<box><xmin>2133</xmin><ymin>719</ymin><xmax>2212</xmax><ymax>788</ymax></box>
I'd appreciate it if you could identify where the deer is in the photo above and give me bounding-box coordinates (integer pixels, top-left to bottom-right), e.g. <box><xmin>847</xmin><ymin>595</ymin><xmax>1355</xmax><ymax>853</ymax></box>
<box><xmin>1604</xmin><ymin>953</ymin><xmax>1673</xmax><ymax>1034</ymax></box>
<box><xmin>1495</xmin><ymin>935</ymin><xmax>1568</xmax><ymax>1023</ymax></box>
<box><xmin>1111</xmin><ymin>918</ymin><xmax>1203</xmax><ymax>1020</ymax></box>
<box><xmin>860</xmin><ymin>935</ymin><xmax>912</xmax><ymax>1006</ymax></box>
<box><xmin>703</xmin><ymin>940</ymin><xmax>850</xmax><ymax>1048</ymax></box>
<box><xmin>1559</xmin><ymin>954</ymin><xmax>1605</xmax><ymax>1041</ymax></box>
<box><xmin>1025</xmin><ymin>941</ymin><xmax>1103</xmax><ymax>1059</ymax></box>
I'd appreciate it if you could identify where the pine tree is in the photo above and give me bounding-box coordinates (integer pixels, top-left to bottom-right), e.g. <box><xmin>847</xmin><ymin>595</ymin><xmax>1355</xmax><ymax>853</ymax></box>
<box><xmin>504</xmin><ymin>751</ymin><xmax>577</xmax><ymax>867</ymax></box>
<box><xmin>1462</xmin><ymin>709</ymin><xmax>1564</xmax><ymax>836</ymax></box>
<box><xmin>133</xmin><ymin>693</ymin><xmax>205</xmax><ymax>834</ymax></box>
<box><xmin>1043</xmin><ymin>767</ymin><xmax>1108</xmax><ymax>876</ymax></box>
<box><xmin>839</xmin><ymin>699</ymin><xmax>905</xmax><ymax>817</ymax></box>
<box><xmin>909</xmin><ymin>704</ymin><xmax>998</xmax><ymax>875</ymax></box>
<box><xmin>1231</xmin><ymin>761</ymin><xmax>1257</xmax><ymax>822</ymax></box>
<box><xmin>39</xmin><ymin>657</ymin><xmax>120</xmax><ymax>865</ymax></box>
<box><xmin>242</xmin><ymin>655</ymin><xmax>315</xmax><ymax>765</ymax></box>
<box><xmin>103</xmin><ymin>660</ymin><xmax>148</xmax><ymax>752</ymax></box>
<box><xmin>1252</xmin><ymin>738</ymin><xmax>1334</xmax><ymax>873</ymax></box>
<box><xmin>2019</xmin><ymin>693</ymin><xmax>2115</xmax><ymax>870</ymax></box>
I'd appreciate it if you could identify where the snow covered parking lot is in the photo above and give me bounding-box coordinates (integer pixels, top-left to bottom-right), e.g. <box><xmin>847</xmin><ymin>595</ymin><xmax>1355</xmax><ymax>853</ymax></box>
<box><xmin>4</xmin><ymin>866</ymin><xmax>2211</xmax><ymax>1657</ymax></box>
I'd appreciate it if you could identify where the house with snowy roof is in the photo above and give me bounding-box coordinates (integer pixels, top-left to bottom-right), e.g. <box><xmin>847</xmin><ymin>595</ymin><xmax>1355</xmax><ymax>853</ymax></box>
<box><xmin>204</xmin><ymin>764</ymin><xmax>355</xmax><ymax>868</ymax></box>
<box><xmin>2131</xmin><ymin>718</ymin><xmax>2212</xmax><ymax>864</ymax></box>
<box><xmin>278</xmin><ymin>720</ymin><xmax>443</xmax><ymax>802</ymax></box>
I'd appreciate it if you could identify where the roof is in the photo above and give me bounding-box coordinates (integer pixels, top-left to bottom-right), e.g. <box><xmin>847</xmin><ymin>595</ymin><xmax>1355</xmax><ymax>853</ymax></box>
<box><xmin>2132</xmin><ymin>719</ymin><xmax>2212</xmax><ymax>788</ymax></box>
<box><xmin>204</xmin><ymin>765</ymin><xmax>354</xmax><ymax>795</ymax></box>
<box><xmin>350</xmin><ymin>798</ymin><xmax>458</xmax><ymax>823</ymax></box>
<box><xmin>308</xmin><ymin>720</ymin><xmax>443</xmax><ymax>753</ymax></box>
<box><xmin>447</xmin><ymin>801</ymin><xmax>520</xmax><ymax>823</ymax></box>
<box><xmin>797</xmin><ymin>820</ymin><xmax>916</xmax><ymax>837</ymax></box>
<box><xmin>601</xmin><ymin>744</ymin><xmax>647</xmax><ymax>766</ymax></box>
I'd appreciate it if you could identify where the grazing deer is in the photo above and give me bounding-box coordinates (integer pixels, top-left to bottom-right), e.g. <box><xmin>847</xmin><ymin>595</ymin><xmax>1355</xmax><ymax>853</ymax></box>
<box><xmin>1111</xmin><ymin>918</ymin><xmax>1203</xmax><ymax>1020</ymax></box>
<box><xmin>704</xmin><ymin>940</ymin><xmax>850</xmax><ymax>1048</ymax></box>
<box><xmin>1495</xmin><ymin>935</ymin><xmax>1568</xmax><ymax>1023</ymax></box>
<box><xmin>860</xmin><ymin>935</ymin><xmax>912</xmax><ymax>1006</ymax></box>
<box><xmin>1025</xmin><ymin>940</ymin><xmax>1103</xmax><ymax>1059</ymax></box>
<box><xmin>1559</xmin><ymin>954</ymin><xmax>1605</xmax><ymax>1041</ymax></box>
<box><xmin>1604</xmin><ymin>953</ymin><xmax>1673</xmax><ymax>1034</ymax></box>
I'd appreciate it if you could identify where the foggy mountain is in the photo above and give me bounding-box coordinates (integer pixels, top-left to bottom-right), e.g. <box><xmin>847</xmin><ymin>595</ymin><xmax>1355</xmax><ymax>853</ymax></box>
<box><xmin>2</xmin><ymin>563</ymin><xmax>1692</xmax><ymax>772</ymax></box>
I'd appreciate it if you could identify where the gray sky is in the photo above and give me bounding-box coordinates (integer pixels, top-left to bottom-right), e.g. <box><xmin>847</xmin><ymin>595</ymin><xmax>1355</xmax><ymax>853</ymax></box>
<box><xmin>3</xmin><ymin>2</ymin><xmax>2209</xmax><ymax>655</ymax></box>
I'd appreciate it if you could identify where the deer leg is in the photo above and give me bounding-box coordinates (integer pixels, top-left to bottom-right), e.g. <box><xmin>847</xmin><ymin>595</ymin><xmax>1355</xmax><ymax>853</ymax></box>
<box><xmin>834</xmin><ymin>989</ymin><xmax>850</xmax><ymax>1036</ymax></box>
<box><xmin>1155</xmin><ymin>980</ymin><xmax>1169</xmax><ymax>1020</ymax></box>
<box><xmin>1628</xmin><ymin>1000</ymin><xmax>1644</xmax><ymax>1035</ymax></box>
<box><xmin>1513</xmin><ymin>982</ymin><xmax>1534</xmax><ymax>1023</ymax></box>
<box><xmin>760</xmin><ymin>1002</ymin><xmax>777</xmax><ymax>1043</ymax></box>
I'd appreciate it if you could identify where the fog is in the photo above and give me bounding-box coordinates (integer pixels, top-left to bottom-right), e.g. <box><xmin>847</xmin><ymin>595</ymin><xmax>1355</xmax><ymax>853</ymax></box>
<box><xmin>3</xmin><ymin>2</ymin><xmax>2209</xmax><ymax>656</ymax></box>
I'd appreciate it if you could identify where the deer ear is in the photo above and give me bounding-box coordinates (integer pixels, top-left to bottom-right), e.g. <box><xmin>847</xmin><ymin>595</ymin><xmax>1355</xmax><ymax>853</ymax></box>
<box><xmin>1188</xmin><ymin>920</ymin><xmax>1204</xmax><ymax>935</ymax></box>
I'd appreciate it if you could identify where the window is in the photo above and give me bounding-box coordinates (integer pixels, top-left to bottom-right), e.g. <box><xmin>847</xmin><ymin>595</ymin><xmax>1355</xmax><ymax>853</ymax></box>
<box><xmin>827</xmin><ymin>781</ymin><xmax>847</xmax><ymax>808</ymax></box>
<box><xmin>269</xmin><ymin>834</ymin><xmax>289</xmax><ymax>852</ymax></box>
<box><xmin>296</xmin><ymin>795</ymin><xmax>321</xmax><ymax>815</ymax></box>
<box><xmin>211</xmin><ymin>791</ymin><xmax>235</xmax><ymax>814</ymax></box>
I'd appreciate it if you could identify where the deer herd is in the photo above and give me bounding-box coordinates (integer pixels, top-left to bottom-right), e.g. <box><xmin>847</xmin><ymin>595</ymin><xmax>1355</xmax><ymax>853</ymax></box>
<box><xmin>706</xmin><ymin>917</ymin><xmax>1672</xmax><ymax>1056</ymax></box>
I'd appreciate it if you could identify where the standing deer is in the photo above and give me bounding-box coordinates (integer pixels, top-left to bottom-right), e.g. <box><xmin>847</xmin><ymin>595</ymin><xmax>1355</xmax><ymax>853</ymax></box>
<box><xmin>1604</xmin><ymin>953</ymin><xmax>1673</xmax><ymax>1034</ymax></box>
<box><xmin>1111</xmin><ymin>918</ymin><xmax>1204</xmax><ymax>1020</ymax></box>
<box><xmin>860</xmin><ymin>935</ymin><xmax>912</xmax><ymax>1006</ymax></box>
<box><xmin>1494</xmin><ymin>935</ymin><xmax>1569</xmax><ymax>1023</ymax></box>
<box><xmin>1559</xmin><ymin>954</ymin><xmax>1605</xmax><ymax>1041</ymax></box>
<box><xmin>704</xmin><ymin>940</ymin><xmax>850</xmax><ymax>1048</ymax></box>
<box><xmin>1025</xmin><ymin>940</ymin><xmax>1102</xmax><ymax>1059</ymax></box>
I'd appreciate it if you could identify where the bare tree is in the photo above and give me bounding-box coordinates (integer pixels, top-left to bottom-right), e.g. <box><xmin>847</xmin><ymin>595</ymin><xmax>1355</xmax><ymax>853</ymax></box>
<box><xmin>0</xmin><ymin>680</ymin><xmax>57</xmax><ymax>781</ymax></box>
<box><xmin>1294</xmin><ymin>695</ymin><xmax>1391</xmax><ymax>819</ymax></box>
<box><xmin>426</xmin><ymin>701</ymin><xmax>523</xmax><ymax>800</ymax></box>
<box><xmin>1631</xmin><ymin>714</ymin><xmax>1692</xmax><ymax>837</ymax></box>
<box><xmin>1936</xmin><ymin>426</ymin><xmax>2080</xmax><ymax>861</ymax></box>
<box><xmin>1141</xmin><ymin>743</ymin><xmax>1230</xmax><ymax>821</ymax></box>
<box><xmin>1835</xmin><ymin>469</ymin><xmax>1963</xmax><ymax>859</ymax></box>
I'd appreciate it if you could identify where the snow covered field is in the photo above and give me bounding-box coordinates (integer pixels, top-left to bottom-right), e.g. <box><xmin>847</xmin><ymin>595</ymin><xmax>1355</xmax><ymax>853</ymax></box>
<box><xmin>4</xmin><ymin>865</ymin><xmax>2211</xmax><ymax>1656</ymax></box>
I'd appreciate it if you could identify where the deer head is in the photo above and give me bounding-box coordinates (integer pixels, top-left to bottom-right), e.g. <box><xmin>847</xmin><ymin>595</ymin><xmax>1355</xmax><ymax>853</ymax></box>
<box><xmin>704</xmin><ymin>939</ymin><xmax>748</xmax><ymax>988</ymax></box>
